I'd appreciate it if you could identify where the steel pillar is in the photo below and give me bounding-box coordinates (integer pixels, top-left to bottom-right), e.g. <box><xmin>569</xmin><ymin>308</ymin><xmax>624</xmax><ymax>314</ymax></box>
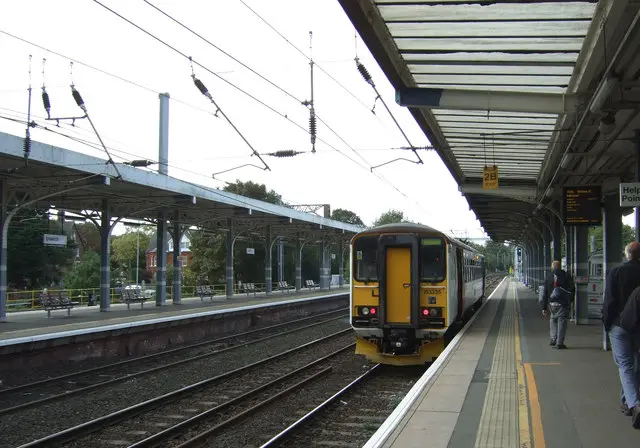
<box><xmin>155</xmin><ymin>212</ymin><xmax>167</xmax><ymax>306</ymax></box>
<box><xmin>339</xmin><ymin>240</ymin><xmax>345</xmax><ymax>288</ymax></box>
<box><xmin>603</xmin><ymin>192</ymin><xmax>623</xmax><ymax>279</ymax></box>
<box><xmin>574</xmin><ymin>226</ymin><xmax>589</xmax><ymax>325</ymax></box>
<box><xmin>171</xmin><ymin>210</ymin><xmax>182</xmax><ymax>305</ymax></box>
<box><xmin>565</xmin><ymin>226</ymin><xmax>573</xmax><ymax>277</ymax></box>
<box><xmin>264</xmin><ymin>226</ymin><xmax>273</xmax><ymax>295</ymax></box>
<box><xmin>295</xmin><ymin>234</ymin><xmax>302</xmax><ymax>292</ymax></box>
<box><xmin>551</xmin><ymin>214</ymin><xmax>562</xmax><ymax>262</ymax></box>
<box><xmin>226</xmin><ymin>218</ymin><xmax>234</xmax><ymax>298</ymax></box>
<box><xmin>320</xmin><ymin>240</ymin><xmax>331</xmax><ymax>290</ymax></box>
<box><xmin>158</xmin><ymin>93</ymin><xmax>170</xmax><ymax>176</ymax></box>
<box><xmin>0</xmin><ymin>180</ymin><xmax>7</xmax><ymax>321</ymax></box>
<box><xmin>543</xmin><ymin>224</ymin><xmax>552</xmax><ymax>272</ymax></box>
<box><xmin>100</xmin><ymin>199</ymin><xmax>112</xmax><ymax>311</ymax></box>
<box><xmin>277</xmin><ymin>239</ymin><xmax>284</xmax><ymax>283</ymax></box>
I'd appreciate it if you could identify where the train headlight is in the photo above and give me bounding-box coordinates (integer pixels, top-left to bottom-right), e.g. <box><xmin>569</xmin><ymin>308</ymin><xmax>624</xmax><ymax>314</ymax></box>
<box><xmin>430</xmin><ymin>308</ymin><xmax>439</xmax><ymax>317</ymax></box>
<box><xmin>362</xmin><ymin>307</ymin><xmax>370</xmax><ymax>315</ymax></box>
<box><xmin>358</xmin><ymin>306</ymin><xmax>378</xmax><ymax>316</ymax></box>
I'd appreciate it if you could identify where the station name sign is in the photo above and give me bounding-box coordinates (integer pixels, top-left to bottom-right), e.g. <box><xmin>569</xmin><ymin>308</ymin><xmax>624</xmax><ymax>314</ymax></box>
<box><xmin>43</xmin><ymin>234</ymin><xmax>68</xmax><ymax>247</ymax></box>
<box><xmin>562</xmin><ymin>186</ymin><xmax>602</xmax><ymax>226</ymax></box>
<box><xmin>620</xmin><ymin>183</ymin><xmax>640</xmax><ymax>207</ymax></box>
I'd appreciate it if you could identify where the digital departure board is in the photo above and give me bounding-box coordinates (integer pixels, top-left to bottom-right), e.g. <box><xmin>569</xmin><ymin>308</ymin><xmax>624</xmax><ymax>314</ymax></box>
<box><xmin>562</xmin><ymin>186</ymin><xmax>602</xmax><ymax>226</ymax></box>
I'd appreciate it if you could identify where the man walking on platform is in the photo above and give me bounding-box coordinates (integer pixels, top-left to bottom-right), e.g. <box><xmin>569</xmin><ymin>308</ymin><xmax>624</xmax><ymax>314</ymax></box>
<box><xmin>603</xmin><ymin>242</ymin><xmax>640</xmax><ymax>429</ymax></box>
<box><xmin>541</xmin><ymin>260</ymin><xmax>574</xmax><ymax>350</ymax></box>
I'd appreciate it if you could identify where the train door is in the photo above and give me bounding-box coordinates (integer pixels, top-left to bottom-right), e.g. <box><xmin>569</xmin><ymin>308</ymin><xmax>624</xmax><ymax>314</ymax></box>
<box><xmin>385</xmin><ymin>247</ymin><xmax>412</xmax><ymax>323</ymax></box>
<box><xmin>378</xmin><ymin>235</ymin><xmax>419</xmax><ymax>327</ymax></box>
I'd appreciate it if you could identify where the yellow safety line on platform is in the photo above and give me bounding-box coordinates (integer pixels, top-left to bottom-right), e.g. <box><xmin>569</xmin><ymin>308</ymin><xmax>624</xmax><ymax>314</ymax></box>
<box><xmin>514</xmin><ymin>280</ymin><xmax>532</xmax><ymax>448</ymax></box>
<box><xmin>524</xmin><ymin>362</ymin><xmax>546</xmax><ymax>448</ymax></box>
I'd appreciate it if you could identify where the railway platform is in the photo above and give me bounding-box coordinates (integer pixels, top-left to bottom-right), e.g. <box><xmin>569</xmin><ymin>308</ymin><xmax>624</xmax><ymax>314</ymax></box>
<box><xmin>366</xmin><ymin>277</ymin><xmax>640</xmax><ymax>448</ymax></box>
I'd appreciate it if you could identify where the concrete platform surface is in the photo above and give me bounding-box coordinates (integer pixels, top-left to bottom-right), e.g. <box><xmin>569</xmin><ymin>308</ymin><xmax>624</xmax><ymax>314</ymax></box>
<box><xmin>0</xmin><ymin>287</ymin><xmax>348</xmax><ymax>344</ymax></box>
<box><xmin>365</xmin><ymin>278</ymin><xmax>640</xmax><ymax>448</ymax></box>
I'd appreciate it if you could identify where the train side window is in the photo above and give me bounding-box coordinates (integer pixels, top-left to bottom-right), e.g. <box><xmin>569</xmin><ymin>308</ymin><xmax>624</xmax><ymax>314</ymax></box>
<box><xmin>353</xmin><ymin>236</ymin><xmax>378</xmax><ymax>282</ymax></box>
<box><xmin>420</xmin><ymin>237</ymin><xmax>446</xmax><ymax>282</ymax></box>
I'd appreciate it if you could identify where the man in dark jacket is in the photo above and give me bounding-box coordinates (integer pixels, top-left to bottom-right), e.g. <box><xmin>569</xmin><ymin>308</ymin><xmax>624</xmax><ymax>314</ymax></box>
<box><xmin>603</xmin><ymin>242</ymin><xmax>640</xmax><ymax>429</ymax></box>
<box><xmin>541</xmin><ymin>260</ymin><xmax>574</xmax><ymax>349</ymax></box>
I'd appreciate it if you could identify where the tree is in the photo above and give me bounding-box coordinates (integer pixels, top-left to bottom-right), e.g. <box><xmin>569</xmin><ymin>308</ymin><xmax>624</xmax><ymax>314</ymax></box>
<box><xmin>111</xmin><ymin>229</ymin><xmax>151</xmax><ymax>281</ymax></box>
<box><xmin>7</xmin><ymin>209</ymin><xmax>76</xmax><ymax>288</ymax></box>
<box><xmin>372</xmin><ymin>209</ymin><xmax>407</xmax><ymax>227</ymax></box>
<box><xmin>63</xmin><ymin>251</ymin><xmax>101</xmax><ymax>290</ymax></box>
<box><xmin>224</xmin><ymin>180</ymin><xmax>283</xmax><ymax>205</ymax></box>
<box><xmin>331</xmin><ymin>208</ymin><xmax>364</xmax><ymax>226</ymax></box>
<box><xmin>74</xmin><ymin>222</ymin><xmax>102</xmax><ymax>253</ymax></box>
<box><xmin>588</xmin><ymin>224</ymin><xmax>635</xmax><ymax>255</ymax></box>
<box><xmin>190</xmin><ymin>180</ymin><xmax>284</xmax><ymax>284</ymax></box>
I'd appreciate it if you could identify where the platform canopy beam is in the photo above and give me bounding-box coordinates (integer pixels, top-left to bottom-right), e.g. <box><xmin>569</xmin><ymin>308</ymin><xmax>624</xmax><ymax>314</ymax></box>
<box><xmin>396</xmin><ymin>88</ymin><xmax>579</xmax><ymax>115</ymax></box>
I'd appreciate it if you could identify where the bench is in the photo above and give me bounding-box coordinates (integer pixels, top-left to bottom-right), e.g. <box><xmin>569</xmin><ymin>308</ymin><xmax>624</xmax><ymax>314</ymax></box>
<box><xmin>243</xmin><ymin>283</ymin><xmax>264</xmax><ymax>296</ymax></box>
<box><xmin>121</xmin><ymin>288</ymin><xmax>147</xmax><ymax>310</ymax></box>
<box><xmin>196</xmin><ymin>284</ymin><xmax>216</xmax><ymax>302</ymax></box>
<box><xmin>278</xmin><ymin>281</ymin><xmax>294</xmax><ymax>294</ymax></box>
<box><xmin>40</xmin><ymin>292</ymin><xmax>79</xmax><ymax>317</ymax></box>
<box><xmin>305</xmin><ymin>279</ymin><xmax>319</xmax><ymax>290</ymax></box>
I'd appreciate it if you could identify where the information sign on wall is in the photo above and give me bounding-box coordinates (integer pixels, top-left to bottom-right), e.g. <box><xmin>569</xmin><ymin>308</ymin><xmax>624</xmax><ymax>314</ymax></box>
<box><xmin>619</xmin><ymin>183</ymin><xmax>640</xmax><ymax>207</ymax></box>
<box><xmin>246</xmin><ymin>248</ymin><xmax>255</xmax><ymax>255</ymax></box>
<box><xmin>482</xmin><ymin>165</ymin><xmax>499</xmax><ymax>189</ymax></box>
<box><xmin>43</xmin><ymin>234</ymin><xmax>68</xmax><ymax>247</ymax></box>
<box><xmin>562</xmin><ymin>186</ymin><xmax>602</xmax><ymax>226</ymax></box>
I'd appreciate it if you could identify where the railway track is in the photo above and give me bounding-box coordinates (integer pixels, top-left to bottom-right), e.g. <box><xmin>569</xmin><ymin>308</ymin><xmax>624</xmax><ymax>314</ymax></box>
<box><xmin>0</xmin><ymin>308</ymin><xmax>349</xmax><ymax>415</ymax></box>
<box><xmin>18</xmin><ymin>329</ymin><xmax>357</xmax><ymax>448</ymax></box>
<box><xmin>260</xmin><ymin>364</ymin><xmax>426</xmax><ymax>448</ymax></box>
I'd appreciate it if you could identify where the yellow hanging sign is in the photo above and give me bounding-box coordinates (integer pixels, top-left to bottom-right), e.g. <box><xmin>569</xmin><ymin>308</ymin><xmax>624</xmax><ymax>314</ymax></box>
<box><xmin>483</xmin><ymin>165</ymin><xmax>499</xmax><ymax>189</ymax></box>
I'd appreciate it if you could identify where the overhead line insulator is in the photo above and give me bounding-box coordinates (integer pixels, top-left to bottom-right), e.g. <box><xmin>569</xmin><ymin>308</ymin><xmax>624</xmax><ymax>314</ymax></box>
<box><xmin>41</xmin><ymin>88</ymin><xmax>51</xmax><ymax>119</ymax></box>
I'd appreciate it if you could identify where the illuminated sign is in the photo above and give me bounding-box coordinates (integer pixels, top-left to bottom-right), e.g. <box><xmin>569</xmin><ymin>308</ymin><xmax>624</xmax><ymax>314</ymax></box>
<box><xmin>483</xmin><ymin>165</ymin><xmax>499</xmax><ymax>189</ymax></box>
<box><xmin>562</xmin><ymin>186</ymin><xmax>602</xmax><ymax>226</ymax></box>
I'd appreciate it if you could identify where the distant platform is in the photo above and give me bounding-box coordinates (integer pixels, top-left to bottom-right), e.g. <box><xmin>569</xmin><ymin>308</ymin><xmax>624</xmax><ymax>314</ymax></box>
<box><xmin>0</xmin><ymin>288</ymin><xmax>348</xmax><ymax>347</ymax></box>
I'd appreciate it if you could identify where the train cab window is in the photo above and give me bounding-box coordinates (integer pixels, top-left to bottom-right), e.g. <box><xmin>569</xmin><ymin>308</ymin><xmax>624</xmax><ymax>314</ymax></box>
<box><xmin>354</xmin><ymin>236</ymin><xmax>378</xmax><ymax>282</ymax></box>
<box><xmin>420</xmin><ymin>237</ymin><xmax>446</xmax><ymax>282</ymax></box>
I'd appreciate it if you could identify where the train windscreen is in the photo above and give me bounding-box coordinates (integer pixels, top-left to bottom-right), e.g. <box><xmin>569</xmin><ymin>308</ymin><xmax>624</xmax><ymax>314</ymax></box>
<box><xmin>420</xmin><ymin>237</ymin><xmax>446</xmax><ymax>282</ymax></box>
<box><xmin>354</xmin><ymin>236</ymin><xmax>378</xmax><ymax>282</ymax></box>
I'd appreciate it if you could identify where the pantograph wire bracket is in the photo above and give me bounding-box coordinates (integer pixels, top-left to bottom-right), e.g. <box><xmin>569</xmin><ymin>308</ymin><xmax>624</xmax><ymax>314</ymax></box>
<box><xmin>212</xmin><ymin>163</ymin><xmax>268</xmax><ymax>179</ymax></box>
<box><xmin>189</xmin><ymin>57</ymin><xmax>271</xmax><ymax>174</ymax></box>
<box><xmin>24</xmin><ymin>54</ymin><xmax>33</xmax><ymax>165</ymax></box>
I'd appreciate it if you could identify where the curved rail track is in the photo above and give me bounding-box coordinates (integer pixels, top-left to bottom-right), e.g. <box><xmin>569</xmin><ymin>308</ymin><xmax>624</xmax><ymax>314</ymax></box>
<box><xmin>0</xmin><ymin>308</ymin><xmax>349</xmax><ymax>415</ymax></box>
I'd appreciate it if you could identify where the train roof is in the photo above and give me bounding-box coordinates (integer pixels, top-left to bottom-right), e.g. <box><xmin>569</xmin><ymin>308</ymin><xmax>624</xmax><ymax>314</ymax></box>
<box><xmin>353</xmin><ymin>222</ymin><xmax>483</xmax><ymax>256</ymax></box>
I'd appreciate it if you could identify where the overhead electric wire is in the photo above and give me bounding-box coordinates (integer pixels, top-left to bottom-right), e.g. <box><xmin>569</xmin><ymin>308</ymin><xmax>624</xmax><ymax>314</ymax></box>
<box><xmin>136</xmin><ymin>0</ymin><xmax>410</xmax><ymax>197</ymax></box>
<box><xmin>236</xmin><ymin>0</ymin><xmax>373</xmax><ymax>114</ymax></box>
<box><xmin>90</xmin><ymin>0</ymin><xmax>413</xmax><ymax>199</ymax></box>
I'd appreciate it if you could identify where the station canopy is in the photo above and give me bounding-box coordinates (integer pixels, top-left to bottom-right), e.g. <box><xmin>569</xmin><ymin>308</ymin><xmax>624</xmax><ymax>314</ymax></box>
<box><xmin>339</xmin><ymin>0</ymin><xmax>640</xmax><ymax>243</ymax></box>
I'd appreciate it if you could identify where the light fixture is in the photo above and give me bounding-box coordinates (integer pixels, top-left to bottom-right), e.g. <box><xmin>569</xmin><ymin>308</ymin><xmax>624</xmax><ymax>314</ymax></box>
<box><xmin>560</xmin><ymin>153</ymin><xmax>574</xmax><ymax>168</ymax></box>
<box><xmin>590</xmin><ymin>75</ymin><xmax>618</xmax><ymax>114</ymax></box>
<box><xmin>599</xmin><ymin>112</ymin><xmax>616</xmax><ymax>135</ymax></box>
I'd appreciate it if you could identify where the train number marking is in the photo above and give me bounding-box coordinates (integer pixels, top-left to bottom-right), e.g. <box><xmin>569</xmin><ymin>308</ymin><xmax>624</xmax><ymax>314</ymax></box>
<box><xmin>422</xmin><ymin>288</ymin><xmax>443</xmax><ymax>295</ymax></box>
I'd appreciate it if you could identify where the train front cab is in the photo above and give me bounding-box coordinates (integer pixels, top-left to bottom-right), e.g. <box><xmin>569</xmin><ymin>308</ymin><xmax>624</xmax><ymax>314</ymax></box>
<box><xmin>351</xmin><ymin>232</ymin><xmax>451</xmax><ymax>366</ymax></box>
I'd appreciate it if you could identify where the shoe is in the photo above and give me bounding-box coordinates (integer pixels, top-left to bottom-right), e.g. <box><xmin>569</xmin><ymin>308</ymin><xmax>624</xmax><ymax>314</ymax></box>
<box><xmin>555</xmin><ymin>344</ymin><xmax>567</xmax><ymax>349</ymax></box>
<box><xmin>632</xmin><ymin>406</ymin><xmax>640</xmax><ymax>429</ymax></box>
<box><xmin>549</xmin><ymin>340</ymin><xmax>556</xmax><ymax>346</ymax></box>
<box><xmin>621</xmin><ymin>403</ymin><xmax>632</xmax><ymax>416</ymax></box>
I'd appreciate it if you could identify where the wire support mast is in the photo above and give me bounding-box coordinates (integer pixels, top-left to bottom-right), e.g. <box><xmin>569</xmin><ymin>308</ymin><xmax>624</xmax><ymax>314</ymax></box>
<box><xmin>301</xmin><ymin>31</ymin><xmax>317</xmax><ymax>154</ymax></box>
<box><xmin>189</xmin><ymin>58</ymin><xmax>270</xmax><ymax>176</ymax></box>
<box><xmin>355</xmin><ymin>58</ymin><xmax>423</xmax><ymax>168</ymax></box>
<box><xmin>23</xmin><ymin>55</ymin><xmax>34</xmax><ymax>165</ymax></box>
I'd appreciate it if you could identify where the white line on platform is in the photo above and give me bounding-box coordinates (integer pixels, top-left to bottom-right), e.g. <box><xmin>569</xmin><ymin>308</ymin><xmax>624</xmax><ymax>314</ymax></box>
<box><xmin>362</xmin><ymin>276</ymin><xmax>508</xmax><ymax>448</ymax></box>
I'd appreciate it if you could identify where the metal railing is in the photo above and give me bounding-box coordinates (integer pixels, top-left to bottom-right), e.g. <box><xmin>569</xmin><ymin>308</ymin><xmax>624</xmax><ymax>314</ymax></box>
<box><xmin>5</xmin><ymin>280</ymin><xmax>349</xmax><ymax>312</ymax></box>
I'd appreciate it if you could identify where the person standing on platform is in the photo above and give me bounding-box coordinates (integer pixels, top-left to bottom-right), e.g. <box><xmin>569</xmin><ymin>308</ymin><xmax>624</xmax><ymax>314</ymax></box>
<box><xmin>603</xmin><ymin>241</ymin><xmax>640</xmax><ymax>429</ymax></box>
<box><xmin>541</xmin><ymin>260</ymin><xmax>574</xmax><ymax>350</ymax></box>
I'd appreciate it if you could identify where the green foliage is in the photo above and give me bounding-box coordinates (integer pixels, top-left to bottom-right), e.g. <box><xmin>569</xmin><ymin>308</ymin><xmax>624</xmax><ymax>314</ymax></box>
<box><xmin>372</xmin><ymin>209</ymin><xmax>407</xmax><ymax>227</ymax></box>
<box><xmin>63</xmin><ymin>251</ymin><xmax>101</xmax><ymax>290</ymax></box>
<box><xmin>74</xmin><ymin>222</ymin><xmax>101</xmax><ymax>253</ymax></box>
<box><xmin>588</xmin><ymin>224</ymin><xmax>635</xmax><ymax>253</ymax></box>
<box><xmin>331</xmin><ymin>208</ymin><xmax>364</xmax><ymax>226</ymax></box>
<box><xmin>224</xmin><ymin>179</ymin><xmax>283</xmax><ymax>205</ymax></box>
<box><xmin>464</xmin><ymin>240</ymin><xmax>513</xmax><ymax>272</ymax></box>
<box><xmin>111</xmin><ymin>230</ymin><xmax>151</xmax><ymax>268</ymax></box>
<box><xmin>189</xmin><ymin>230</ymin><xmax>226</xmax><ymax>283</ymax></box>
<box><xmin>7</xmin><ymin>209</ymin><xmax>77</xmax><ymax>288</ymax></box>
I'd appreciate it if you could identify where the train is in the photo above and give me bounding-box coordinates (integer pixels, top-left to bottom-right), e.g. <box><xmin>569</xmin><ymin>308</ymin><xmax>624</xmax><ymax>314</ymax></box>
<box><xmin>350</xmin><ymin>223</ymin><xmax>486</xmax><ymax>366</ymax></box>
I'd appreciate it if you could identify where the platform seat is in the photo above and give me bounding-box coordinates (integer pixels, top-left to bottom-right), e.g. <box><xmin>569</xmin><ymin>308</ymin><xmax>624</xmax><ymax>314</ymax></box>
<box><xmin>40</xmin><ymin>292</ymin><xmax>79</xmax><ymax>318</ymax></box>
<box><xmin>121</xmin><ymin>287</ymin><xmax>146</xmax><ymax>310</ymax></box>
<box><xmin>196</xmin><ymin>284</ymin><xmax>216</xmax><ymax>302</ymax></box>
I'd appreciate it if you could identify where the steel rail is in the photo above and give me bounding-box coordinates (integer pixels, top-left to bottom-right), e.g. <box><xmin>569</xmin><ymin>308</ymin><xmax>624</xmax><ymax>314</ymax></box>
<box><xmin>0</xmin><ymin>309</ymin><xmax>349</xmax><ymax>416</ymax></box>
<box><xmin>17</xmin><ymin>328</ymin><xmax>353</xmax><ymax>448</ymax></box>
<box><xmin>260</xmin><ymin>363</ymin><xmax>382</xmax><ymax>447</ymax></box>
<box><xmin>135</xmin><ymin>344</ymin><xmax>356</xmax><ymax>448</ymax></box>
